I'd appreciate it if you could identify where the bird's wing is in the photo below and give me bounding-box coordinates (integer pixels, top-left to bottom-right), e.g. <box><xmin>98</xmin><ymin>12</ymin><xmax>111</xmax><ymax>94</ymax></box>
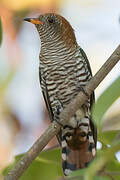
<box><xmin>39</xmin><ymin>70</ymin><xmax>54</xmax><ymax>122</ymax></box>
<box><xmin>79</xmin><ymin>47</ymin><xmax>97</xmax><ymax>145</ymax></box>
<box><xmin>79</xmin><ymin>47</ymin><xmax>95</xmax><ymax>106</ymax></box>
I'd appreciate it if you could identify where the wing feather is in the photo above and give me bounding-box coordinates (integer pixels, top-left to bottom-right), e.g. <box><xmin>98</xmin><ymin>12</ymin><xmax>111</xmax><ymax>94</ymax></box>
<box><xmin>39</xmin><ymin>70</ymin><xmax>54</xmax><ymax>122</ymax></box>
<box><xmin>79</xmin><ymin>47</ymin><xmax>97</xmax><ymax>145</ymax></box>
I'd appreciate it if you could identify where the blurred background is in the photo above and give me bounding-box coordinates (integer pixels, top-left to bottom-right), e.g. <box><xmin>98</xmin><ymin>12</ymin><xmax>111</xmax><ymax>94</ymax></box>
<box><xmin>0</xmin><ymin>0</ymin><xmax>120</xmax><ymax>178</ymax></box>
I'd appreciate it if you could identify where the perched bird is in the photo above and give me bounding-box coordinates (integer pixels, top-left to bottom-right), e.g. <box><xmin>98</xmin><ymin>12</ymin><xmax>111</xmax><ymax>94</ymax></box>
<box><xmin>24</xmin><ymin>13</ymin><xmax>97</xmax><ymax>176</ymax></box>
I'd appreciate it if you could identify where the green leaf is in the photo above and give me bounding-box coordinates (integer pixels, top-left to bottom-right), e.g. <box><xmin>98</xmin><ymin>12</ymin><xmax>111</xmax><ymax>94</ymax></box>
<box><xmin>84</xmin><ymin>141</ymin><xmax>120</xmax><ymax>180</ymax></box>
<box><xmin>68</xmin><ymin>168</ymin><xmax>86</xmax><ymax>177</ymax></box>
<box><xmin>0</xmin><ymin>17</ymin><xmax>3</xmax><ymax>46</ymax></box>
<box><xmin>68</xmin><ymin>169</ymin><xmax>110</xmax><ymax>180</ymax></box>
<box><xmin>106</xmin><ymin>158</ymin><xmax>120</xmax><ymax>172</ymax></box>
<box><xmin>105</xmin><ymin>159</ymin><xmax>120</xmax><ymax>180</ymax></box>
<box><xmin>102</xmin><ymin>113</ymin><xmax>120</xmax><ymax>131</ymax></box>
<box><xmin>98</xmin><ymin>130</ymin><xmax>119</xmax><ymax>145</ymax></box>
<box><xmin>3</xmin><ymin>148</ymin><xmax>63</xmax><ymax>180</ymax></box>
<box><xmin>94</xmin><ymin>176</ymin><xmax>110</xmax><ymax>180</ymax></box>
<box><xmin>92</xmin><ymin>77</ymin><xmax>120</xmax><ymax>130</ymax></box>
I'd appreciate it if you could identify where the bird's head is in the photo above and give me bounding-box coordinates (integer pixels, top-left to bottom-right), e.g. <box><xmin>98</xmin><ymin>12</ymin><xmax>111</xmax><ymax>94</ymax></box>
<box><xmin>24</xmin><ymin>13</ymin><xmax>77</xmax><ymax>47</ymax></box>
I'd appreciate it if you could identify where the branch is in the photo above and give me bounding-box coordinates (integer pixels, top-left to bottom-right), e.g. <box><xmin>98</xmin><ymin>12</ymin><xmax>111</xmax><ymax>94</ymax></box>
<box><xmin>4</xmin><ymin>45</ymin><xmax>120</xmax><ymax>180</ymax></box>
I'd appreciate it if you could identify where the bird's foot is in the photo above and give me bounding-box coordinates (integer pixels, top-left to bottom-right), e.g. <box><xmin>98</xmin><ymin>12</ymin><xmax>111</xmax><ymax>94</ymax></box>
<box><xmin>54</xmin><ymin>104</ymin><xmax>64</xmax><ymax>127</ymax></box>
<box><xmin>78</xmin><ymin>86</ymin><xmax>89</xmax><ymax>98</ymax></box>
<box><xmin>54</xmin><ymin>119</ymin><xmax>64</xmax><ymax>127</ymax></box>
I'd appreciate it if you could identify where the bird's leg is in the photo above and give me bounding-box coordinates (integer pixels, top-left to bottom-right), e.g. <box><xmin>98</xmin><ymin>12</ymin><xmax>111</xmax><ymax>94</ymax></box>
<box><xmin>77</xmin><ymin>86</ymin><xmax>89</xmax><ymax>98</ymax></box>
<box><xmin>54</xmin><ymin>117</ymin><xmax>64</xmax><ymax>127</ymax></box>
<box><xmin>54</xmin><ymin>104</ymin><xmax>64</xmax><ymax>127</ymax></box>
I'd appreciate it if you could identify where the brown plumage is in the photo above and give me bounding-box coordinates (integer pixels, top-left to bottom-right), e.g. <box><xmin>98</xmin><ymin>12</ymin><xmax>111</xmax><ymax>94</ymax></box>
<box><xmin>24</xmin><ymin>13</ymin><xmax>97</xmax><ymax>176</ymax></box>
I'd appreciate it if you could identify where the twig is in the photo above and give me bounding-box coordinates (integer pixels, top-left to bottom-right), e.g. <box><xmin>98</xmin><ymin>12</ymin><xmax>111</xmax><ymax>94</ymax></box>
<box><xmin>100</xmin><ymin>171</ymin><xmax>115</xmax><ymax>180</ymax></box>
<box><xmin>58</xmin><ymin>170</ymin><xmax>120</xmax><ymax>180</ymax></box>
<box><xmin>105</xmin><ymin>171</ymin><xmax>120</xmax><ymax>176</ymax></box>
<box><xmin>59</xmin><ymin>170</ymin><xmax>120</xmax><ymax>180</ymax></box>
<box><xmin>4</xmin><ymin>45</ymin><xmax>120</xmax><ymax>180</ymax></box>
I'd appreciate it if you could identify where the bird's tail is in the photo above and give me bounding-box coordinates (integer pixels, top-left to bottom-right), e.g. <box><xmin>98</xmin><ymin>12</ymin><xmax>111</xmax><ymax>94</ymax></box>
<box><xmin>61</xmin><ymin>118</ymin><xmax>96</xmax><ymax>176</ymax></box>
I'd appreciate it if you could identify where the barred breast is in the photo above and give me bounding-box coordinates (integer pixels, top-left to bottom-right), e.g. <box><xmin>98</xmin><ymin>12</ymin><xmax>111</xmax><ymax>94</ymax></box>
<box><xmin>39</xmin><ymin>46</ymin><xmax>91</xmax><ymax>116</ymax></box>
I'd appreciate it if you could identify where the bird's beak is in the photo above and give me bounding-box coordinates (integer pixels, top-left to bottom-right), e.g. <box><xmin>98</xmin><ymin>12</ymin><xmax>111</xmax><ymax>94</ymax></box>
<box><xmin>24</xmin><ymin>18</ymin><xmax>43</xmax><ymax>25</ymax></box>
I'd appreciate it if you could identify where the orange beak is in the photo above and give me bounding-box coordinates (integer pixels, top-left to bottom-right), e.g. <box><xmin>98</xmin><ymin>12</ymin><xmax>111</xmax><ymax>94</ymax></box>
<box><xmin>24</xmin><ymin>18</ymin><xmax>43</xmax><ymax>25</ymax></box>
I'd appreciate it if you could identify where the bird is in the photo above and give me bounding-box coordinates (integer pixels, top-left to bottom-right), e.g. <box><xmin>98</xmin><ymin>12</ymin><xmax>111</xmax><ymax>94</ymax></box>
<box><xmin>24</xmin><ymin>13</ymin><xmax>97</xmax><ymax>176</ymax></box>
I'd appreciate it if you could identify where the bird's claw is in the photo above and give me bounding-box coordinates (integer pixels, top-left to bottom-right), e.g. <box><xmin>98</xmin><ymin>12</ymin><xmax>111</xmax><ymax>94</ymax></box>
<box><xmin>78</xmin><ymin>86</ymin><xmax>89</xmax><ymax>98</ymax></box>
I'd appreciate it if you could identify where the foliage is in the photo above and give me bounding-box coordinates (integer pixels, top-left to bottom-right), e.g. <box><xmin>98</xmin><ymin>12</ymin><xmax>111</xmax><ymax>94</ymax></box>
<box><xmin>3</xmin><ymin>77</ymin><xmax>120</xmax><ymax>179</ymax></box>
<box><xmin>93</xmin><ymin>76</ymin><xmax>120</xmax><ymax>131</ymax></box>
<box><xmin>3</xmin><ymin>148</ymin><xmax>63</xmax><ymax>180</ymax></box>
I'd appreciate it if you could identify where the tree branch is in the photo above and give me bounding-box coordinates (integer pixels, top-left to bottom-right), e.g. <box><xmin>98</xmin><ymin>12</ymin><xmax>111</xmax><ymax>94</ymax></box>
<box><xmin>4</xmin><ymin>45</ymin><xmax>120</xmax><ymax>180</ymax></box>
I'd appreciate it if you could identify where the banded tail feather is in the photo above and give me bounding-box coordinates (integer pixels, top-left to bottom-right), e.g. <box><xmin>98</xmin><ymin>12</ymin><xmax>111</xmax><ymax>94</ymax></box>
<box><xmin>61</xmin><ymin>111</ymin><xmax>96</xmax><ymax>176</ymax></box>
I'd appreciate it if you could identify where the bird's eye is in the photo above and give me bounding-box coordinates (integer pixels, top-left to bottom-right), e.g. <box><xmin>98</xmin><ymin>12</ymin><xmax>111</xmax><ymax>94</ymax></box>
<box><xmin>48</xmin><ymin>17</ymin><xmax>54</xmax><ymax>24</ymax></box>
